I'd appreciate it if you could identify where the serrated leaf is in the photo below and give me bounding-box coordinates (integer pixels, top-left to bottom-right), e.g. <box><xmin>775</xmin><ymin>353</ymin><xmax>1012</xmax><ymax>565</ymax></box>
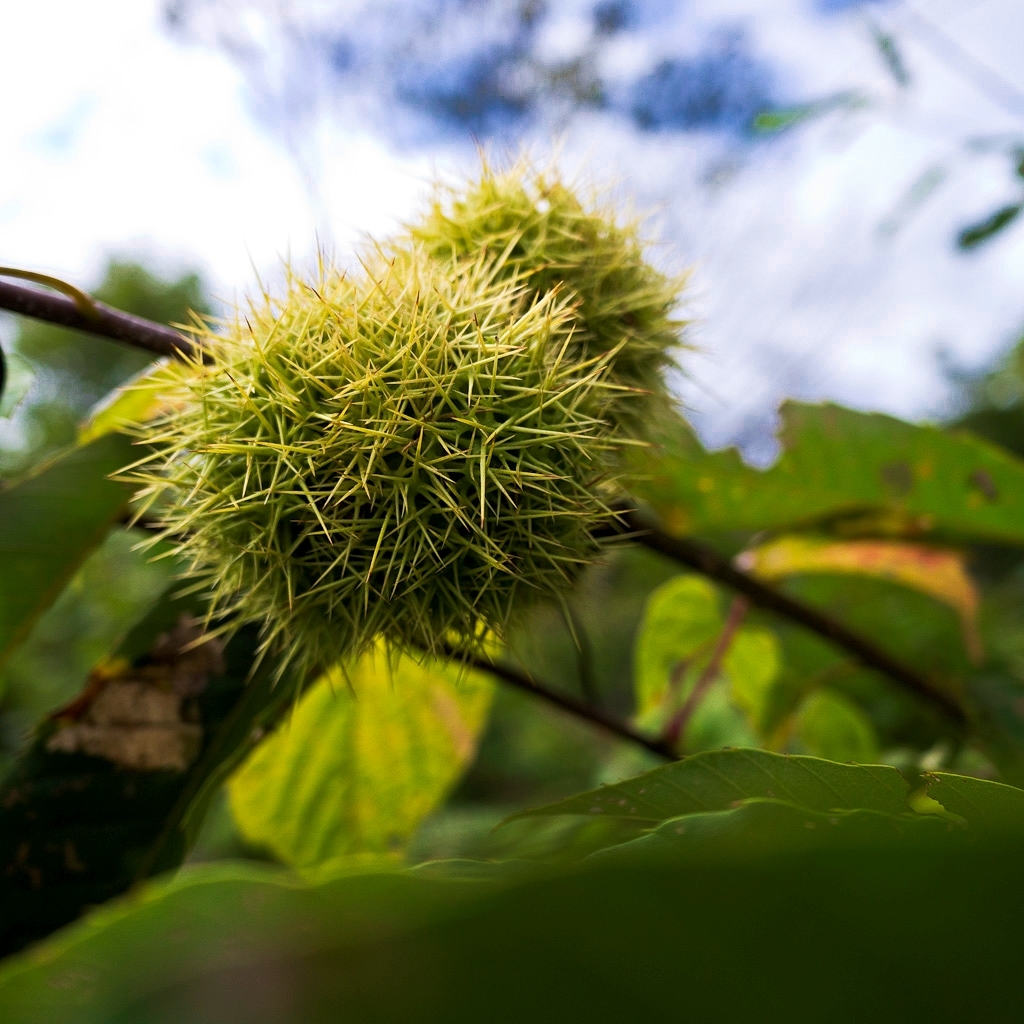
<box><xmin>924</xmin><ymin>771</ymin><xmax>1024</xmax><ymax>831</ymax></box>
<box><xmin>0</xmin><ymin>433</ymin><xmax>135</xmax><ymax>672</ymax></box>
<box><xmin>506</xmin><ymin>748</ymin><xmax>912</xmax><ymax>825</ymax></box>
<box><xmin>228</xmin><ymin>645</ymin><xmax>494</xmax><ymax>870</ymax></box>
<box><xmin>592</xmin><ymin>799</ymin><xmax>956</xmax><ymax>862</ymax></box>
<box><xmin>631</xmin><ymin>401</ymin><xmax>1024</xmax><ymax>546</ymax></box>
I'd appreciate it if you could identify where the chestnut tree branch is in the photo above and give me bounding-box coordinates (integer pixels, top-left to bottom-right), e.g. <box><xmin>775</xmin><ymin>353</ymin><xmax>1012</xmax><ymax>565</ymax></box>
<box><xmin>440</xmin><ymin>643</ymin><xmax>678</xmax><ymax>762</ymax></box>
<box><xmin>2</xmin><ymin>272</ymin><xmax>969</xmax><ymax>734</ymax></box>
<box><xmin>0</xmin><ymin>275</ymin><xmax>202</xmax><ymax>361</ymax></box>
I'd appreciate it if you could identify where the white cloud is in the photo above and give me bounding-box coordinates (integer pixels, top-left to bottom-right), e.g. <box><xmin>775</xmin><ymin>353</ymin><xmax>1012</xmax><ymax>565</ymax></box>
<box><xmin>4</xmin><ymin>0</ymin><xmax>1024</xmax><ymax>454</ymax></box>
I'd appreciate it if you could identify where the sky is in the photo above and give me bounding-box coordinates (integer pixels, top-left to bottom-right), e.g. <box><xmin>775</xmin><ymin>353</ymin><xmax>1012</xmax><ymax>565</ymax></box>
<box><xmin>3</xmin><ymin>0</ymin><xmax>1024</xmax><ymax>458</ymax></box>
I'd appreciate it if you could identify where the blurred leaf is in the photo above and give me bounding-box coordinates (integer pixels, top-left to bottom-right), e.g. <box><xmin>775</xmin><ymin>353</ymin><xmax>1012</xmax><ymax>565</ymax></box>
<box><xmin>877</xmin><ymin>164</ymin><xmax>945</xmax><ymax>238</ymax></box>
<box><xmin>631</xmin><ymin>401</ymin><xmax>1024</xmax><ymax>546</ymax></box>
<box><xmin>744</xmin><ymin>536</ymin><xmax>982</xmax><ymax>662</ymax></box>
<box><xmin>6</xmin><ymin>841</ymin><xmax>1024</xmax><ymax>1022</ymax></box>
<box><xmin>750</xmin><ymin>92</ymin><xmax>862</xmax><ymax>135</ymax></box>
<box><xmin>228</xmin><ymin>645</ymin><xmax>494</xmax><ymax>871</ymax></box>
<box><xmin>870</xmin><ymin>26</ymin><xmax>910</xmax><ymax>88</ymax></box>
<box><xmin>964</xmin><ymin>673</ymin><xmax>1024</xmax><ymax>786</ymax></box>
<box><xmin>724</xmin><ymin>626</ymin><xmax>780</xmax><ymax>734</ymax></box>
<box><xmin>0</xmin><ymin>351</ymin><xmax>32</xmax><ymax>420</ymax></box>
<box><xmin>506</xmin><ymin>748</ymin><xmax>913</xmax><ymax>825</ymax></box>
<box><xmin>632</xmin><ymin>575</ymin><xmax>776</xmax><ymax>746</ymax></box>
<box><xmin>78</xmin><ymin>358</ymin><xmax>196</xmax><ymax>444</ymax></box>
<box><xmin>795</xmin><ymin>689</ymin><xmax>879</xmax><ymax>763</ymax></box>
<box><xmin>633</xmin><ymin>576</ymin><xmax>721</xmax><ymax>720</ymax></box>
<box><xmin>0</xmin><ymin>530</ymin><xmax>177</xmax><ymax>735</ymax></box>
<box><xmin>0</xmin><ymin>587</ymin><xmax>290</xmax><ymax>958</ymax></box>
<box><xmin>957</xmin><ymin>203</ymin><xmax>1022</xmax><ymax>250</ymax></box>
<box><xmin>0</xmin><ymin>433</ymin><xmax>134</xmax><ymax>673</ymax></box>
<box><xmin>751</xmin><ymin>105</ymin><xmax>818</xmax><ymax>133</ymax></box>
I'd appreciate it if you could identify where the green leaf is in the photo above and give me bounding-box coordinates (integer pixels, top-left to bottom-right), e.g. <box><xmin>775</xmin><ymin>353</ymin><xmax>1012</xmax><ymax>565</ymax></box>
<box><xmin>743</xmin><ymin>536</ymin><xmax>982</xmax><ymax>662</ymax></box>
<box><xmin>228</xmin><ymin>645</ymin><xmax>494</xmax><ymax>870</ymax></box>
<box><xmin>77</xmin><ymin>359</ymin><xmax>193</xmax><ymax>444</ymax></box>
<box><xmin>631</xmin><ymin>401</ymin><xmax>1024</xmax><ymax>546</ymax></box>
<box><xmin>750</xmin><ymin>92</ymin><xmax>863</xmax><ymax>135</ymax></box>
<box><xmin>592</xmin><ymin>799</ymin><xmax>957</xmax><ymax>862</ymax></box>
<box><xmin>924</xmin><ymin>771</ymin><xmax>1024</xmax><ymax>832</ymax></box>
<box><xmin>633</xmin><ymin>575</ymin><xmax>722</xmax><ymax>720</ymax></box>
<box><xmin>957</xmin><ymin>203</ymin><xmax>1022</xmax><ymax>250</ymax></box>
<box><xmin>4</xmin><ymin>843</ymin><xmax>1024</xmax><ymax>1022</ymax></box>
<box><xmin>795</xmin><ymin>689</ymin><xmax>879</xmax><ymax>764</ymax></box>
<box><xmin>633</xmin><ymin>575</ymin><xmax>779</xmax><ymax>744</ymax></box>
<box><xmin>724</xmin><ymin>627</ymin><xmax>780</xmax><ymax>735</ymax></box>
<box><xmin>963</xmin><ymin>673</ymin><xmax>1024</xmax><ymax>786</ymax></box>
<box><xmin>0</xmin><ymin>433</ymin><xmax>135</xmax><ymax>672</ymax></box>
<box><xmin>506</xmin><ymin>747</ymin><xmax>912</xmax><ymax>825</ymax></box>
<box><xmin>760</xmin><ymin>571</ymin><xmax>970</xmax><ymax>747</ymax></box>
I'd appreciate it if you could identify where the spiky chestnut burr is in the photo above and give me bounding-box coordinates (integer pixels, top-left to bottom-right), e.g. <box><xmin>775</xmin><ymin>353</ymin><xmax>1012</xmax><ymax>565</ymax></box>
<box><xmin>131</xmin><ymin>247</ymin><xmax>640</xmax><ymax>681</ymax></box>
<box><xmin>408</xmin><ymin>160</ymin><xmax>687</xmax><ymax>437</ymax></box>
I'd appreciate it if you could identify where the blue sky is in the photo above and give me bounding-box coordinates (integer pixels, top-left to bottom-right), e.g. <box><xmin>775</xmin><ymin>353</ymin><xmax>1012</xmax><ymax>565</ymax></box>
<box><xmin>4</xmin><ymin>0</ymin><xmax>1024</xmax><ymax>456</ymax></box>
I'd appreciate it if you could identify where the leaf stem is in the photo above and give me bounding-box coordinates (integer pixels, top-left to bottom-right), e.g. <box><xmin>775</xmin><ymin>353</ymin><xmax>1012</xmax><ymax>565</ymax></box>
<box><xmin>663</xmin><ymin>596</ymin><xmax>749</xmax><ymax>750</ymax></box>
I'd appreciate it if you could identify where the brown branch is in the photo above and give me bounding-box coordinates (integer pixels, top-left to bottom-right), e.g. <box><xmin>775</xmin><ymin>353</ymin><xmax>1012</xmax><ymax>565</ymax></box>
<box><xmin>664</xmin><ymin>597</ymin><xmax>749</xmax><ymax>750</ymax></box>
<box><xmin>617</xmin><ymin>505</ymin><xmax>968</xmax><ymax>731</ymax></box>
<box><xmin>439</xmin><ymin>643</ymin><xmax>678</xmax><ymax>762</ymax></box>
<box><xmin>0</xmin><ymin>276</ymin><xmax>202</xmax><ymax>361</ymax></box>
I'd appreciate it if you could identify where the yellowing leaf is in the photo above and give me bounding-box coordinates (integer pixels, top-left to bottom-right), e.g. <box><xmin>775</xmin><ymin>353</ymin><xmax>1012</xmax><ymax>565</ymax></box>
<box><xmin>227</xmin><ymin>645</ymin><xmax>494</xmax><ymax>871</ymax></box>
<box><xmin>78</xmin><ymin>359</ymin><xmax>198</xmax><ymax>444</ymax></box>
<box><xmin>740</xmin><ymin>537</ymin><xmax>982</xmax><ymax>663</ymax></box>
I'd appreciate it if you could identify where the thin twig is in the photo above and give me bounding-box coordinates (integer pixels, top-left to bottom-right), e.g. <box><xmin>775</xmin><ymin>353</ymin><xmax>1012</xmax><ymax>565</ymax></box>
<box><xmin>1</xmin><ymin>278</ymin><xmax>970</xmax><ymax>734</ymax></box>
<box><xmin>440</xmin><ymin>642</ymin><xmax>677</xmax><ymax>762</ymax></box>
<box><xmin>664</xmin><ymin>597</ymin><xmax>749</xmax><ymax>750</ymax></box>
<box><xmin>617</xmin><ymin>505</ymin><xmax>968</xmax><ymax>731</ymax></box>
<box><xmin>0</xmin><ymin>276</ymin><xmax>201</xmax><ymax>361</ymax></box>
